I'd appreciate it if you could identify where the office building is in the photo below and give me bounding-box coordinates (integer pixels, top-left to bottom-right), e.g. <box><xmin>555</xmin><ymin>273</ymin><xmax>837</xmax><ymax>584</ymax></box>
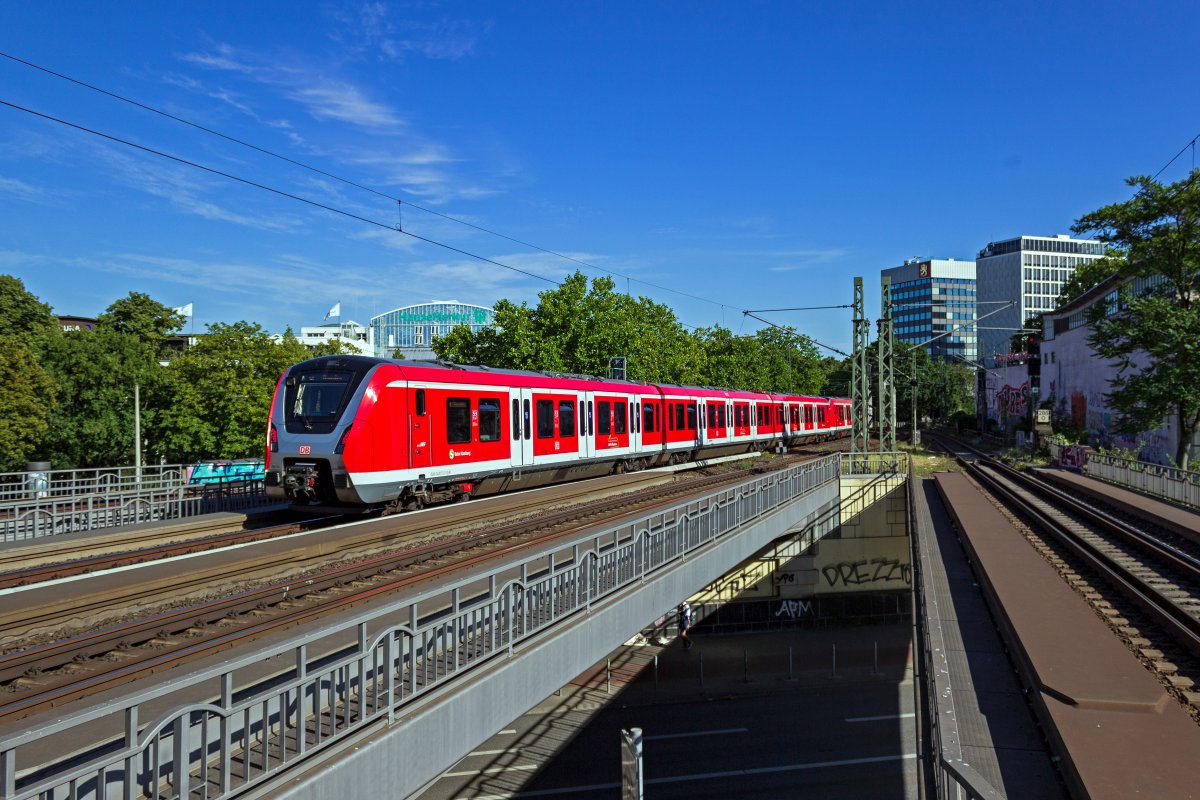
<box><xmin>371</xmin><ymin>301</ymin><xmax>496</xmax><ymax>360</ymax></box>
<box><xmin>881</xmin><ymin>258</ymin><xmax>977</xmax><ymax>364</ymax></box>
<box><xmin>976</xmin><ymin>234</ymin><xmax>1104</xmax><ymax>367</ymax></box>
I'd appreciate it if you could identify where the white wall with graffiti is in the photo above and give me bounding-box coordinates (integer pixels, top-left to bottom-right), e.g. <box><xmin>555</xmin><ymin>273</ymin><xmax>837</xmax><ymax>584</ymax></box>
<box><xmin>1042</xmin><ymin>322</ymin><xmax>1179</xmax><ymax>465</ymax></box>
<box><xmin>690</xmin><ymin>478</ymin><xmax>912</xmax><ymax>620</ymax></box>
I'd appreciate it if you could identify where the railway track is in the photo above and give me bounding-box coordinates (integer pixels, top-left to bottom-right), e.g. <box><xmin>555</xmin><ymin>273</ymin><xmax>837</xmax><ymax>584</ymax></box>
<box><xmin>932</xmin><ymin>434</ymin><xmax>1200</xmax><ymax>716</ymax></box>
<box><xmin>0</xmin><ymin>451</ymin><xmax>814</xmax><ymax>723</ymax></box>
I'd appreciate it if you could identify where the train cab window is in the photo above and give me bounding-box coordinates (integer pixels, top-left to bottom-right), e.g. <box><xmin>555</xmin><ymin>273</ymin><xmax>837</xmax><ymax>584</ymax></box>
<box><xmin>415</xmin><ymin>389</ymin><xmax>426</xmax><ymax>417</ymax></box>
<box><xmin>523</xmin><ymin>399</ymin><xmax>531</xmax><ymax>440</ymax></box>
<box><xmin>559</xmin><ymin>400</ymin><xmax>576</xmax><ymax>437</ymax></box>
<box><xmin>512</xmin><ymin>399</ymin><xmax>520</xmax><ymax>440</ymax></box>
<box><xmin>597</xmin><ymin>401</ymin><xmax>612</xmax><ymax>435</ymax></box>
<box><xmin>644</xmin><ymin>404</ymin><xmax>656</xmax><ymax>433</ymax></box>
<box><xmin>479</xmin><ymin>398</ymin><xmax>501</xmax><ymax>442</ymax></box>
<box><xmin>536</xmin><ymin>399</ymin><xmax>555</xmax><ymax>438</ymax></box>
<box><xmin>447</xmin><ymin>398</ymin><xmax>471</xmax><ymax>444</ymax></box>
<box><xmin>615</xmin><ymin>401</ymin><xmax>627</xmax><ymax>434</ymax></box>
<box><xmin>687</xmin><ymin>403</ymin><xmax>698</xmax><ymax>430</ymax></box>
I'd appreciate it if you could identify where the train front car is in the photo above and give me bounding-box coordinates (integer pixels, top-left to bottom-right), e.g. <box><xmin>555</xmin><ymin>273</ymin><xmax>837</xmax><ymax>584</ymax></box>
<box><xmin>265</xmin><ymin>355</ymin><xmax>398</xmax><ymax>510</ymax></box>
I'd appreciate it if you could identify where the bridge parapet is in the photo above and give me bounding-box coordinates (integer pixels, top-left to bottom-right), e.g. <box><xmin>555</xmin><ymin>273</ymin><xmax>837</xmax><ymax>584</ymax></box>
<box><xmin>1</xmin><ymin>454</ymin><xmax>846</xmax><ymax>800</ymax></box>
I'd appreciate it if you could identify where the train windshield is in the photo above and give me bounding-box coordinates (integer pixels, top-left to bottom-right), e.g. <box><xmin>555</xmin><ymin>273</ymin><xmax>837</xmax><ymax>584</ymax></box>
<box><xmin>284</xmin><ymin>369</ymin><xmax>360</xmax><ymax>434</ymax></box>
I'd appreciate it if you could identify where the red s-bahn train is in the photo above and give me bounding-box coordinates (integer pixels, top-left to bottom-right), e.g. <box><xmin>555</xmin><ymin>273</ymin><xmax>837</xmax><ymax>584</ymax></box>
<box><xmin>264</xmin><ymin>355</ymin><xmax>851</xmax><ymax>512</ymax></box>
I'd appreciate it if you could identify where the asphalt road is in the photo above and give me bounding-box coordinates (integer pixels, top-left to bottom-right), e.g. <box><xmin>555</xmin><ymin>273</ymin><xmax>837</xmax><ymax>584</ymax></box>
<box><xmin>418</xmin><ymin>623</ymin><xmax>918</xmax><ymax>800</ymax></box>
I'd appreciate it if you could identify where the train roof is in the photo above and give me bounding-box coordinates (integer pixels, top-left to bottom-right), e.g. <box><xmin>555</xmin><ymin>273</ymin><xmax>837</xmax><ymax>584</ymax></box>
<box><xmin>287</xmin><ymin>355</ymin><xmax>849</xmax><ymax>402</ymax></box>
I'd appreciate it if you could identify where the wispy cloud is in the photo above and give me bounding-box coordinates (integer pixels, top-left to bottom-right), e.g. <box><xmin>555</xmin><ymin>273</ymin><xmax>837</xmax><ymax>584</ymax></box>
<box><xmin>93</xmin><ymin>143</ymin><xmax>304</xmax><ymax>232</ymax></box>
<box><xmin>0</xmin><ymin>175</ymin><xmax>54</xmax><ymax>205</ymax></box>
<box><xmin>331</xmin><ymin>4</ymin><xmax>484</xmax><ymax>62</ymax></box>
<box><xmin>180</xmin><ymin>44</ymin><xmax>405</xmax><ymax>132</ymax></box>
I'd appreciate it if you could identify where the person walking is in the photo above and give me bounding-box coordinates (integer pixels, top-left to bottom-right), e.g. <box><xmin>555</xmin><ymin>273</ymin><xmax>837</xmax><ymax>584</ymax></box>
<box><xmin>678</xmin><ymin>601</ymin><xmax>693</xmax><ymax>650</ymax></box>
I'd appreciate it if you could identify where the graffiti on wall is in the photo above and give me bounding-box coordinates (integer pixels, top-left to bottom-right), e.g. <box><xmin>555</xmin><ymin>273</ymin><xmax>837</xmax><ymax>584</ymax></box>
<box><xmin>775</xmin><ymin>599</ymin><xmax>815</xmax><ymax>619</ymax></box>
<box><xmin>820</xmin><ymin>558</ymin><xmax>911</xmax><ymax>588</ymax></box>
<box><xmin>995</xmin><ymin>382</ymin><xmax>1030</xmax><ymax>420</ymax></box>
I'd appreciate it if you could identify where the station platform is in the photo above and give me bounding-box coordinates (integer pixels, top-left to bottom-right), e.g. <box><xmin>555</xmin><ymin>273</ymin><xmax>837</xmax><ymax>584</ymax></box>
<box><xmin>910</xmin><ymin>475</ymin><xmax>1067</xmax><ymax>798</ymax></box>
<box><xmin>1035</xmin><ymin>466</ymin><xmax>1200</xmax><ymax>539</ymax></box>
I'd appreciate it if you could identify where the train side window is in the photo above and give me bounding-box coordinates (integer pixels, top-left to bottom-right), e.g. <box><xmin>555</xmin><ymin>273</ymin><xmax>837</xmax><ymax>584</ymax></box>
<box><xmin>707</xmin><ymin>403</ymin><xmax>716</xmax><ymax>430</ymax></box>
<box><xmin>644</xmin><ymin>403</ymin><xmax>656</xmax><ymax>433</ymax></box>
<box><xmin>598</xmin><ymin>401</ymin><xmax>612</xmax><ymax>435</ymax></box>
<box><xmin>776</xmin><ymin>406</ymin><xmax>783</xmax><ymax>425</ymax></box>
<box><xmin>687</xmin><ymin>403</ymin><xmax>697</xmax><ymax>431</ymax></box>
<box><xmin>635</xmin><ymin>401</ymin><xmax>641</xmax><ymax>433</ymax></box>
<box><xmin>718</xmin><ymin>404</ymin><xmax>726</xmax><ymax>429</ymax></box>
<box><xmin>580</xmin><ymin>402</ymin><xmax>586</xmax><ymax>436</ymax></box>
<box><xmin>614</xmin><ymin>401</ymin><xmax>627</xmax><ymax>434</ymax></box>
<box><xmin>479</xmin><ymin>398</ymin><xmax>501</xmax><ymax>442</ymax></box>
<box><xmin>415</xmin><ymin>389</ymin><xmax>426</xmax><ymax>417</ymax></box>
<box><xmin>523</xmin><ymin>399</ymin><xmax>531</xmax><ymax>440</ymax></box>
<box><xmin>512</xmin><ymin>399</ymin><xmax>520</xmax><ymax>440</ymax></box>
<box><xmin>447</xmin><ymin>398</ymin><xmax>471</xmax><ymax>444</ymax></box>
<box><xmin>559</xmin><ymin>400</ymin><xmax>576</xmax><ymax>437</ymax></box>
<box><xmin>588</xmin><ymin>400</ymin><xmax>594</xmax><ymax>435</ymax></box>
<box><xmin>536</xmin><ymin>399</ymin><xmax>555</xmax><ymax>438</ymax></box>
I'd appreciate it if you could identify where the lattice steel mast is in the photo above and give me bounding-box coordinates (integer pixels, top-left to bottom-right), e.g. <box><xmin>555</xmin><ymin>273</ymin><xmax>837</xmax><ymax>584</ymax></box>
<box><xmin>851</xmin><ymin>277</ymin><xmax>870</xmax><ymax>455</ymax></box>
<box><xmin>877</xmin><ymin>276</ymin><xmax>896</xmax><ymax>452</ymax></box>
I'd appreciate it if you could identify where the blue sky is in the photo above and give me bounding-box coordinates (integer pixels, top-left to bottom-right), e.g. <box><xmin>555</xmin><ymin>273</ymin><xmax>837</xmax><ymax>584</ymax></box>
<box><xmin>1</xmin><ymin>2</ymin><xmax>1197</xmax><ymax>355</ymax></box>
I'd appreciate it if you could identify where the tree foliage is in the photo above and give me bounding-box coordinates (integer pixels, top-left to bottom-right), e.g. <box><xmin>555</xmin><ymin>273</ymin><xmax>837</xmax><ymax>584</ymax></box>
<box><xmin>155</xmin><ymin>321</ymin><xmax>309</xmax><ymax>462</ymax></box>
<box><xmin>434</xmin><ymin>270</ymin><xmax>827</xmax><ymax>393</ymax></box>
<box><xmin>0</xmin><ymin>336</ymin><xmax>56</xmax><ymax>471</ymax></box>
<box><xmin>1071</xmin><ymin>169</ymin><xmax>1200</xmax><ymax>468</ymax></box>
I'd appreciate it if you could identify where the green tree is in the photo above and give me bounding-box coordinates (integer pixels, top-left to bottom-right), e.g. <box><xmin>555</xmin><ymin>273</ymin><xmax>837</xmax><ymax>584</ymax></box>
<box><xmin>1072</xmin><ymin>169</ymin><xmax>1200</xmax><ymax>468</ymax></box>
<box><xmin>97</xmin><ymin>292</ymin><xmax>184</xmax><ymax>356</ymax></box>
<box><xmin>156</xmin><ymin>322</ymin><xmax>308</xmax><ymax>461</ymax></box>
<box><xmin>37</xmin><ymin>328</ymin><xmax>153</xmax><ymax>466</ymax></box>
<box><xmin>0</xmin><ymin>275</ymin><xmax>59</xmax><ymax>351</ymax></box>
<box><xmin>0</xmin><ymin>336</ymin><xmax>57</xmax><ymax>470</ymax></box>
<box><xmin>433</xmin><ymin>272</ymin><xmax>703</xmax><ymax>384</ymax></box>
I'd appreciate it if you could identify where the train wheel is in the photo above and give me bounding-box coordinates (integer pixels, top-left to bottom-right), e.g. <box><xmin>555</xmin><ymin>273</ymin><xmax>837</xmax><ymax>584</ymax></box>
<box><xmin>457</xmin><ymin>492</ymin><xmax>471</xmax><ymax>503</ymax></box>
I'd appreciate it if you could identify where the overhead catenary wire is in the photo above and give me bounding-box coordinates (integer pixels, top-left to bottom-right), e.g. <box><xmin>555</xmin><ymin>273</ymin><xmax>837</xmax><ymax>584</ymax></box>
<box><xmin>0</xmin><ymin>96</ymin><xmax>737</xmax><ymax>336</ymax></box>
<box><xmin>0</xmin><ymin>49</ymin><xmax>735</xmax><ymax>314</ymax></box>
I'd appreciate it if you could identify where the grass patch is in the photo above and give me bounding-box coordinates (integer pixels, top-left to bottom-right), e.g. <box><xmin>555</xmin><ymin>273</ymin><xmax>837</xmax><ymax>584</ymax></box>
<box><xmin>897</xmin><ymin>441</ymin><xmax>961</xmax><ymax>476</ymax></box>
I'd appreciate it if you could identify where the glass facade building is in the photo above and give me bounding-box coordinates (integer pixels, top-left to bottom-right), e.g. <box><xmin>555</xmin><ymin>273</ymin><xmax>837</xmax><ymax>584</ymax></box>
<box><xmin>881</xmin><ymin>258</ymin><xmax>977</xmax><ymax>365</ymax></box>
<box><xmin>976</xmin><ymin>235</ymin><xmax>1104</xmax><ymax>367</ymax></box>
<box><xmin>371</xmin><ymin>301</ymin><xmax>496</xmax><ymax>360</ymax></box>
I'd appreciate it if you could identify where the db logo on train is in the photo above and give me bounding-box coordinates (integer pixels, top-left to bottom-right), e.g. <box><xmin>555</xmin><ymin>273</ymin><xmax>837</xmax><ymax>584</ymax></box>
<box><xmin>298</xmin><ymin>445</ymin><xmax>312</xmax><ymax>455</ymax></box>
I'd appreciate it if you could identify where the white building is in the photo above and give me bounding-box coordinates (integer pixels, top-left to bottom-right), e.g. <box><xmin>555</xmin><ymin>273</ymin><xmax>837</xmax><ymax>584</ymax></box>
<box><xmin>881</xmin><ymin>258</ymin><xmax>977</xmax><ymax>364</ymax></box>
<box><xmin>297</xmin><ymin>320</ymin><xmax>373</xmax><ymax>355</ymax></box>
<box><xmin>1039</xmin><ymin>274</ymin><xmax>1191</xmax><ymax>465</ymax></box>
<box><xmin>975</xmin><ymin>234</ymin><xmax>1105</xmax><ymax>367</ymax></box>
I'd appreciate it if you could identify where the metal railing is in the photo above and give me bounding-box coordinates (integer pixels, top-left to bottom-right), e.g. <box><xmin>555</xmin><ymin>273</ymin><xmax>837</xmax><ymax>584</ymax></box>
<box><xmin>1</xmin><ymin>455</ymin><xmax>847</xmax><ymax>800</ymax></box>
<box><xmin>908</xmin><ymin>464</ymin><xmax>1004</xmax><ymax>800</ymax></box>
<box><xmin>1084</xmin><ymin>451</ymin><xmax>1200</xmax><ymax>510</ymax></box>
<box><xmin>0</xmin><ymin>463</ymin><xmax>270</xmax><ymax>543</ymax></box>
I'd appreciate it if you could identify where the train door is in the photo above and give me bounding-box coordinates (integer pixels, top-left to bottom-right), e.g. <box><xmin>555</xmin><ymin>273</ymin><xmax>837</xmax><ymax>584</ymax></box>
<box><xmin>410</xmin><ymin>385</ymin><xmax>432</xmax><ymax>471</ymax></box>
<box><xmin>580</xmin><ymin>391</ymin><xmax>595</xmax><ymax>461</ymax></box>
<box><xmin>510</xmin><ymin>388</ymin><xmax>534</xmax><ymax>467</ymax></box>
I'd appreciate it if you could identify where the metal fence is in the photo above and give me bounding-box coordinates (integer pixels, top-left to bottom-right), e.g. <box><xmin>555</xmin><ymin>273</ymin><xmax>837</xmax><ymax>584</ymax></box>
<box><xmin>1083</xmin><ymin>451</ymin><xmax>1200</xmax><ymax>510</ymax></box>
<box><xmin>1</xmin><ymin>454</ymin><xmax>864</xmax><ymax>800</ymax></box>
<box><xmin>908</xmin><ymin>463</ymin><xmax>1004</xmax><ymax>800</ymax></box>
<box><xmin>0</xmin><ymin>463</ymin><xmax>270</xmax><ymax>543</ymax></box>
